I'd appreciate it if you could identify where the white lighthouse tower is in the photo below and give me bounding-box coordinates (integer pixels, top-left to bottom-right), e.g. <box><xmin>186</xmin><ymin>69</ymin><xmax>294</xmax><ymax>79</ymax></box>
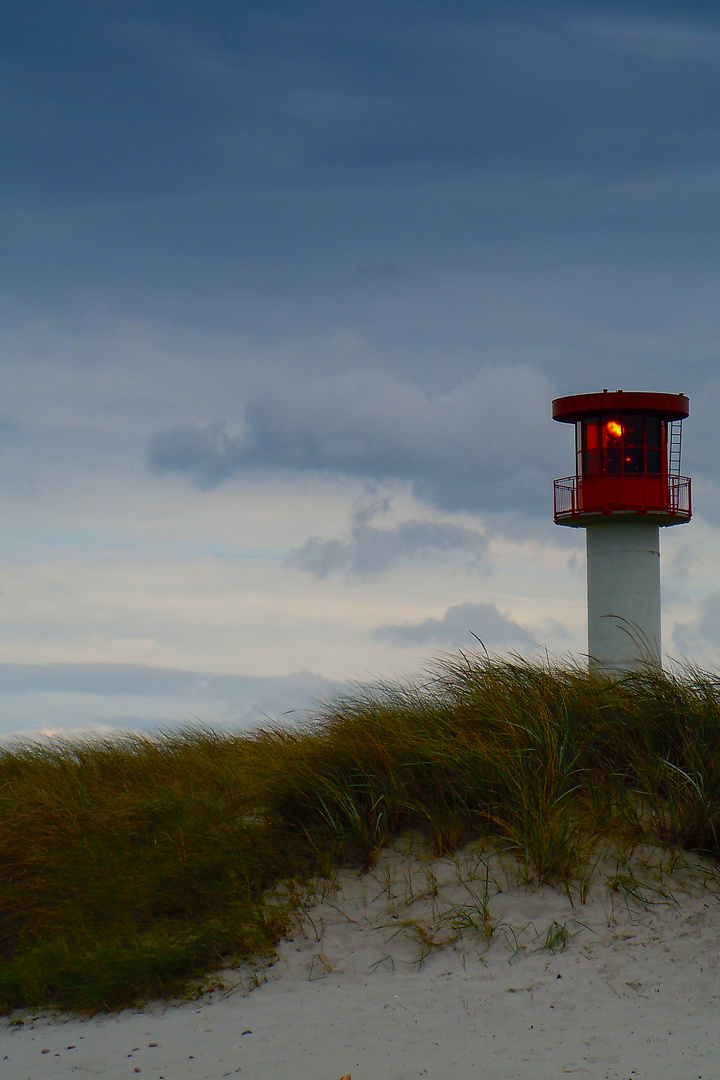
<box><xmin>552</xmin><ymin>391</ymin><xmax>691</xmax><ymax>675</ymax></box>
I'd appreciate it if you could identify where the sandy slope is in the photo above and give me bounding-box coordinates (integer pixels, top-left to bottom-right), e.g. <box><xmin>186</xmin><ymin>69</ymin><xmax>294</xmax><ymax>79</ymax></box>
<box><xmin>3</xmin><ymin>843</ymin><xmax>720</xmax><ymax>1080</ymax></box>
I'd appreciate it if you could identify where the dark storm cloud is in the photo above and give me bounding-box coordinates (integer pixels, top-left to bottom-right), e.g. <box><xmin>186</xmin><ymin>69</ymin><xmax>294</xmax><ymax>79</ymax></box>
<box><xmin>147</xmin><ymin>364</ymin><xmax>560</xmax><ymax>513</ymax></box>
<box><xmin>373</xmin><ymin>600</ymin><xmax>533</xmax><ymax>648</ymax></box>
<box><xmin>6</xmin><ymin>2</ymin><xmax>720</xmax><ymax>203</ymax></box>
<box><xmin>147</xmin><ymin>422</ymin><xmax>244</xmax><ymax>489</ymax></box>
<box><xmin>5</xmin><ymin>1</ymin><xmax>720</xmax><ymax>337</ymax></box>
<box><xmin>286</xmin><ymin>502</ymin><xmax>487</xmax><ymax>577</ymax></box>
<box><xmin>3</xmin><ymin>1</ymin><xmax>720</xmax><ymax>513</ymax></box>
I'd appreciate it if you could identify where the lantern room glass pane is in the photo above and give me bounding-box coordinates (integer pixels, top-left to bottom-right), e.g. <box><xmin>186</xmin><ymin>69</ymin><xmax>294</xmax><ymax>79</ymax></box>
<box><xmin>580</xmin><ymin>417</ymin><xmax>599</xmax><ymax>476</ymax></box>
<box><xmin>583</xmin><ymin>418</ymin><xmax>599</xmax><ymax>449</ymax></box>
<box><xmin>647</xmin><ymin>448</ymin><xmax>662</xmax><ymax>475</ymax></box>
<box><xmin>601</xmin><ymin>416</ymin><xmax>622</xmax><ymax>475</ymax></box>
<box><xmin>645</xmin><ymin>416</ymin><xmax>661</xmax><ymax>448</ymax></box>
<box><xmin>583</xmin><ymin>451</ymin><xmax>601</xmax><ymax>476</ymax></box>
<box><xmin>624</xmin><ymin>448</ymin><xmax>644</xmax><ymax>475</ymax></box>
<box><xmin>647</xmin><ymin>417</ymin><xmax>664</xmax><ymax>476</ymax></box>
<box><xmin>623</xmin><ymin>414</ymin><xmax>643</xmax><ymax>447</ymax></box>
<box><xmin>601</xmin><ymin>416</ymin><xmax>623</xmax><ymax>446</ymax></box>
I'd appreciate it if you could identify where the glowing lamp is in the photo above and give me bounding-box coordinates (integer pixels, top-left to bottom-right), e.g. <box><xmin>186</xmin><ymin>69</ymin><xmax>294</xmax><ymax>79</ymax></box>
<box><xmin>552</xmin><ymin>390</ymin><xmax>691</xmax><ymax>675</ymax></box>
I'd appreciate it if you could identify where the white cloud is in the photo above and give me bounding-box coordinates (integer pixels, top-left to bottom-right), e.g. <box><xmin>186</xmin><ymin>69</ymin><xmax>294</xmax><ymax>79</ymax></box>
<box><xmin>673</xmin><ymin>593</ymin><xmax>720</xmax><ymax>658</ymax></box>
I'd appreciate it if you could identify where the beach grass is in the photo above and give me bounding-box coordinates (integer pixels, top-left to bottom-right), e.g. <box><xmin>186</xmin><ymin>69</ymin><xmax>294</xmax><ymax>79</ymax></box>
<box><xmin>2</xmin><ymin>653</ymin><xmax>720</xmax><ymax>1014</ymax></box>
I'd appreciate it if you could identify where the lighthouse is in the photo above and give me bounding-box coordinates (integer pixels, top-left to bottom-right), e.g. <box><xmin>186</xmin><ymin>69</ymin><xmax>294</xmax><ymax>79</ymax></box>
<box><xmin>552</xmin><ymin>390</ymin><xmax>691</xmax><ymax>675</ymax></box>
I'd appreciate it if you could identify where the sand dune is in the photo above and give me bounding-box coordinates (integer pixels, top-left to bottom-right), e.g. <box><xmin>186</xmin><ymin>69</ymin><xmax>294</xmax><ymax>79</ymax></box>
<box><xmin>3</xmin><ymin>842</ymin><xmax>720</xmax><ymax>1080</ymax></box>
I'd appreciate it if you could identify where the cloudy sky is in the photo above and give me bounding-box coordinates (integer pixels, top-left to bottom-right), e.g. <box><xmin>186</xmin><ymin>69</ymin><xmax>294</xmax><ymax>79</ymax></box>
<box><xmin>2</xmin><ymin>0</ymin><xmax>720</xmax><ymax>738</ymax></box>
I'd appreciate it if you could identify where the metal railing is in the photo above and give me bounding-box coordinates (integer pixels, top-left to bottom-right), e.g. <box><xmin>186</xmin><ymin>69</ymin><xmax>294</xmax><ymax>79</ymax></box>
<box><xmin>554</xmin><ymin>476</ymin><xmax>579</xmax><ymax>518</ymax></box>
<box><xmin>554</xmin><ymin>474</ymin><xmax>692</xmax><ymax>521</ymax></box>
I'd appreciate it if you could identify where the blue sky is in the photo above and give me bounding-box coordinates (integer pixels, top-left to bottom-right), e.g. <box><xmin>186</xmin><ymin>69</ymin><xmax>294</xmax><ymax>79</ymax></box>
<box><xmin>2</xmin><ymin>0</ymin><xmax>720</xmax><ymax>736</ymax></box>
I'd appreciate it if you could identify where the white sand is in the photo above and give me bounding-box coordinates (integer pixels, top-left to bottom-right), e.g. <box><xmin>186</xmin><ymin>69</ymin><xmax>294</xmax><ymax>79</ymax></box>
<box><xmin>3</xmin><ymin>842</ymin><xmax>720</xmax><ymax>1080</ymax></box>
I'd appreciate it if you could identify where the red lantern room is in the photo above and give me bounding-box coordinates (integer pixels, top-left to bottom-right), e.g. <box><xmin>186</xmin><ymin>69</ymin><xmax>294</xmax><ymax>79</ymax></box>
<box><xmin>552</xmin><ymin>390</ymin><xmax>691</xmax><ymax>526</ymax></box>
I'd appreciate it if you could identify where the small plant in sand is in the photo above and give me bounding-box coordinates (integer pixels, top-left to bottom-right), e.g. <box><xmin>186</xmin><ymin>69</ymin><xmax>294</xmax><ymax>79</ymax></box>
<box><xmin>541</xmin><ymin>920</ymin><xmax>570</xmax><ymax>952</ymax></box>
<box><xmin>2</xmin><ymin>653</ymin><xmax>720</xmax><ymax>1013</ymax></box>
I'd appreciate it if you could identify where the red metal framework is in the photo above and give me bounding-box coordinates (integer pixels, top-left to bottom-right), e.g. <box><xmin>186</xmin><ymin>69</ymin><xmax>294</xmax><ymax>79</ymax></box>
<box><xmin>552</xmin><ymin>390</ymin><xmax>692</xmax><ymax>526</ymax></box>
<box><xmin>554</xmin><ymin>474</ymin><xmax>692</xmax><ymax>523</ymax></box>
